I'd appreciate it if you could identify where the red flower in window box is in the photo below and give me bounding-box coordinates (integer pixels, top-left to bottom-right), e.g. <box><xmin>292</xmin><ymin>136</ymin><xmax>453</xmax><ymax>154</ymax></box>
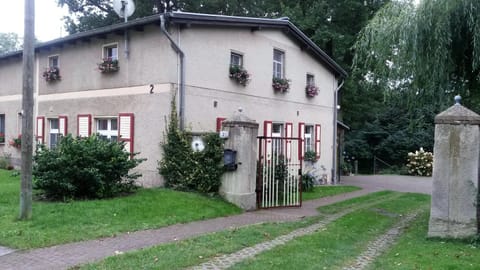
<box><xmin>0</xmin><ymin>132</ymin><xmax>4</xmax><ymax>143</ymax></box>
<box><xmin>305</xmin><ymin>84</ymin><xmax>319</xmax><ymax>97</ymax></box>
<box><xmin>9</xmin><ymin>134</ymin><xmax>21</xmax><ymax>148</ymax></box>
<box><xmin>272</xmin><ymin>77</ymin><xmax>290</xmax><ymax>93</ymax></box>
<box><xmin>98</xmin><ymin>58</ymin><xmax>119</xmax><ymax>73</ymax></box>
<box><xmin>43</xmin><ymin>67</ymin><xmax>61</xmax><ymax>82</ymax></box>
<box><xmin>229</xmin><ymin>65</ymin><xmax>250</xmax><ymax>86</ymax></box>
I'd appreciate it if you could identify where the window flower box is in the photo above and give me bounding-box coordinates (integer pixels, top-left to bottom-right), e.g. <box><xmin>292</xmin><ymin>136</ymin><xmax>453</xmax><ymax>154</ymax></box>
<box><xmin>98</xmin><ymin>58</ymin><xmax>119</xmax><ymax>73</ymax></box>
<box><xmin>305</xmin><ymin>84</ymin><xmax>319</xmax><ymax>97</ymax></box>
<box><xmin>9</xmin><ymin>134</ymin><xmax>21</xmax><ymax>148</ymax></box>
<box><xmin>229</xmin><ymin>65</ymin><xmax>250</xmax><ymax>86</ymax></box>
<box><xmin>272</xmin><ymin>77</ymin><xmax>290</xmax><ymax>93</ymax></box>
<box><xmin>42</xmin><ymin>67</ymin><xmax>61</xmax><ymax>82</ymax></box>
<box><xmin>0</xmin><ymin>132</ymin><xmax>4</xmax><ymax>143</ymax></box>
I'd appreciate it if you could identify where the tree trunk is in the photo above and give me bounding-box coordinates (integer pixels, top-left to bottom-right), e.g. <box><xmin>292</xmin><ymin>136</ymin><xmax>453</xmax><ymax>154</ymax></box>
<box><xmin>19</xmin><ymin>0</ymin><xmax>35</xmax><ymax>220</ymax></box>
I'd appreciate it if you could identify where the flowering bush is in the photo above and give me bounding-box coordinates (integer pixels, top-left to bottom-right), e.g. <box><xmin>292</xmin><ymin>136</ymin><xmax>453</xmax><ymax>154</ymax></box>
<box><xmin>229</xmin><ymin>65</ymin><xmax>250</xmax><ymax>86</ymax></box>
<box><xmin>305</xmin><ymin>84</ymin><xmax>319</xmax><ymax>97</ymax></box>
<box><xmin>272</xmin><ymin>77</ymin><xmax>290</xmax><ymax>92</ymax></box>
<box><xmin>9</xmin><ymin>134</ymin><xmax>21</xmax><ymax>148</ymax></box>
<box><xmin>98</xmin><ymin>58</ymin><xmax>119</xmax><ymax>73</ymax></box>
<box><xmin>406</xmin><ymin>147</ymin><xmax>433</xmax><ymax>176</ymax></box>
<box><xmin>42</xmin><ymin>67</ymin><xmax>61</xmax><ymax>82</ymax></box>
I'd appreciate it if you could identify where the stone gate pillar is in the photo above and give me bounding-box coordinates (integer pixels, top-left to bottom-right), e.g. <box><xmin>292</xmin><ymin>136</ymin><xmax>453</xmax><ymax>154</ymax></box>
<box><xmin>428</xmin><ymin>96</ymin><xmax>480</xmax><ymax>238</ymax></box>
<box><xmin>220</xmin><ymin>109</ymin><xmax>259</xmax><ymax>211</ymax></box>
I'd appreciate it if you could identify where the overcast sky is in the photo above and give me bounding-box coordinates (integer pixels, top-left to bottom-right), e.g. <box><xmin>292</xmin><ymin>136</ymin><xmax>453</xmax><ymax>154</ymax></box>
<box><xmin>0</xmin><ymin>1</ymin><xmax>69</xmax><ymax>42</ymax></box>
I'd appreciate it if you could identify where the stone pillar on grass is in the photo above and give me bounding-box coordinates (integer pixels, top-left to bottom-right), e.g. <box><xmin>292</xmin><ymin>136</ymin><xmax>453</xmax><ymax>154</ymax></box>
<box><xmin>220</xmin><ymin>109</ymin><xmax>259</xmax><ymax>211</ymax></box>
<box><xmin>428</xmin><ymin>96</ymin><xmax>480</xmax><ymax>239</ymax></box>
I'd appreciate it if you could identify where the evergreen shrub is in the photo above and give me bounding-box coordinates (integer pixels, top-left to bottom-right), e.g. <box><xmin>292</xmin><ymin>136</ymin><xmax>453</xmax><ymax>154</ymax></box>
<box><xmin>33</xmin><ymin>134</ymin><xmax>144</xmax><ymax>201</ymax></box>
<box><xmin>158</xmin><ymin>97</ymin><xmax>224</xmax><ymax>194</ymax></box>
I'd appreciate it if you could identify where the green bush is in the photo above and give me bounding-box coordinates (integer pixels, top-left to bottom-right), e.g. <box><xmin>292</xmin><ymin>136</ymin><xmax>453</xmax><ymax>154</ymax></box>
<box><xmin>159</xmin><ymin>97</ymin><xmax>224</xmax><ymax>194</ymax></box>
<box><xmin>301</xmin><ymin>173</ymin><xmax>315</xmax><ymax>192</ymax></box>
<box><xmin>304</xmin><ymin>150</ymin><xmax>318</xmax><ymax>162</ymax></box>
<box><xmin>406</xmin><ymin>147</ymin><xmax>433</xmax><ymax>176</ymax></box>
<box><xmin>33</xmin><ymin>134</ymin><xmax>145</xmax><ymax>201</ymax></box>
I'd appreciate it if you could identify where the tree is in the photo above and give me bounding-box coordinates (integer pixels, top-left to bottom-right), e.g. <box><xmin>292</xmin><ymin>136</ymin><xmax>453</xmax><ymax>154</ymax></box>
<box><xmin>0</xmin><ymin>32</ymin><xmax>21</xmax><ymax>55</ymax></box>
<box><xmin>345</xmin><ymin>0</ymin><xmax>480</xmax><ymax>170</ymax></box>
<box><xmin>58</xmin><ymin>0</ymin><xmax>283</xmax><ymax>34</ymax></box>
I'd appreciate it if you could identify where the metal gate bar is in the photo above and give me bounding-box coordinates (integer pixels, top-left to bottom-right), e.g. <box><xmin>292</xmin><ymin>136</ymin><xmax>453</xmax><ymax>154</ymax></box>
<box><xmin>257</xmin><ymin>136</ymin><xmax>302</xmax><ymax>209</ymax></box>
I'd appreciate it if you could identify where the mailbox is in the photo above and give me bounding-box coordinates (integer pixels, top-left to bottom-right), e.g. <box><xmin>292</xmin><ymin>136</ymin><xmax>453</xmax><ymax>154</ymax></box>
<box><xmin>224</xmin><ymin>149</ymin><xmax>237</xmax><ymax>171</ymax></box>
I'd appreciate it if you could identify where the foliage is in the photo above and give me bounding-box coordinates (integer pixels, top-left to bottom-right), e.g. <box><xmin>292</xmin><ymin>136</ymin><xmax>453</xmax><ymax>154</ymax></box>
<box><xmin>304</xmin><ymin>150</ymin><xmax>317</xmax><ymax>162</ymax></box>
<box><xmin>0</xmin><ymin>32</ymin><xmax>21</xmax><ymax>55</ymax></box>
<box><xmin>301</xmin><ymin>173</ymin><xmax>315</xmax><ymax>192</ymax></box>
<box><xmin>0</xmin><ymin>132</ymin><xmax>4</xmax><ymax>143</ymax></box>
<box><xmin>406</xmin><ymin>147</ymin><xmax>433</xmax><ymax>176</ymax></box>
<box><xmin>229</xmin><ymin>65</ymin><xmax>250</xmax><ymax>86</ymax></box>
<box><xmin>347</xmin><ymin>0</ymin><xmax>480</xmax><ymax>171</ymax></box>
<box><xmin>0</xmin><ymin>152</ymin><xmax>11</xmax><ymax>169</ymax></box>
<box><xmin>33</xmin><ymin>134</ymin><xmax>144</xmax><ymax>201</ymax></box>
<box><xmin>58</xmin><ymin>0</ymin><xmax>284</xmax><ymax>34</ymax></box>
<box><xmin>42</xmin><ymin>67</ymin><xmax>61</xmax><ymax>81</ymax></box>
<box><xmin>98</xmin><ymin>57</ymin><xmax>119</xmax><ymax>73</ymax></box>
<box><xmin>272</xmin><ymin>77</ymin><xmax>290</xmax><ymax>92</ymax></box>
<box><xmin>0</xmin><ymin>171</ymin><xmax>241</xmax><ymax>249</ymax></box>
<box><xmin>159</xmin><ymin>96</ymin><xmax>224</xmax><ymax>194</ymax></box>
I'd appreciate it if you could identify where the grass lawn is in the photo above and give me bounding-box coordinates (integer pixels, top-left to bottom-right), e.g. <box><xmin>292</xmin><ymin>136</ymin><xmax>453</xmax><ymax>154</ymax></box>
<box><xmin>0</xmin><ymin>170</ymin><xmax>242</xmax><ymax>249</ymax></box>
<box><xmin>81</xmin><ymin>192</ymin><xmax>429</xmax><ymax>270</ymax></box>
<box><xmin>369</xmin><ymin>211</ymin><xmax>480</xmax><ymax>269</ymax></box>
<box><xmin>302</xmin><ymin>185</ymin><xmax>361</xmax><ymax>201</ymax></box>
<box><xmin>231</xmin><ymin>192</ymin><xmax>431</xmax><ymax>269</ymax></box>
<box><xmin>0</xmin><ymin>170</ymin><xmax>360</xmax><ymax>250</ymax></box>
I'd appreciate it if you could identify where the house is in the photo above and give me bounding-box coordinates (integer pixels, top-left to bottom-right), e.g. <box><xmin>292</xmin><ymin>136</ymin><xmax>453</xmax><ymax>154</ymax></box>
<box><xmin>0</xmin><ymin>12</ymin><xmax>347</xmax><ymax>186</ymax></box>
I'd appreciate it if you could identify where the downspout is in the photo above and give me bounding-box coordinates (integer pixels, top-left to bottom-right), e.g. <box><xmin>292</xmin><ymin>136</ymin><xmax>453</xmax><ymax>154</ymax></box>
<box><xmin>332</xmin><ymin>78</ymin><xmax>345</xmax><ymax>185</ymax></box>
<box><xmin>160</xmin><ymin>14</ymin><xmax>186</xmax><ymax>130</ymax></box>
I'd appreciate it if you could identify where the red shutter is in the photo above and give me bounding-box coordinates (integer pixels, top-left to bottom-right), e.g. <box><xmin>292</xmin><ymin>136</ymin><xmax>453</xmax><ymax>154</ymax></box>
<box><xmin>36</xmin><ymin>116</ymin><xmax>45</xmax><ymax>144</ymax></box>
<box><xmin>216</xmin><ymin>117</ymin><xmax>226</xmax><ymax>132</ymax></box>
<box><xmin>285</xmin><ymin>122</ymin><xmax>293</xmax><ymax>160</ymax></box>
<box><xmin>298</xmin><ymin>122</ymin><xmax>305</xmax><ymax>160</ymax></box>
<box><xmin>315</xmin><ymin>124</ymin><xmax>321</xmax><ymax>159</ymax></box>
<box><xmin>59</xmin><ymin>116</ymin><xmax>68</xmax><ymax>136</ymax></box>
<box><xmin>77</xmin><ymin>114</ymin><xmax>92</xmax><ymax>137</ymax></box>
<box><xmin>119</xmin><ymin>113</ymin><xmax>134</xmax><ymax>154</ymax></box>
<box><xmin>264</xmin><ymin>121</ymin><xmax>273</xmax><ymax>162</ymax></box>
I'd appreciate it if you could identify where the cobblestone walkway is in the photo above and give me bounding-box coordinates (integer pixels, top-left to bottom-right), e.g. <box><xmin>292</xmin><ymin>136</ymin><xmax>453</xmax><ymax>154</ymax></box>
<box><xmin>343</xmin><ymin>209</ymin><xmax>426</xmax><ymax>270</ymax></box>
<box><xmin>188</xmin><ymin>195</ymin><xmax>406</xmax><ymax>270</ymax></box>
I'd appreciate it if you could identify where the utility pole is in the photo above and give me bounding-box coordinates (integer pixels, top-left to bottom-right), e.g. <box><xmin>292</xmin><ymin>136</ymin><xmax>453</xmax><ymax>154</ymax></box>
<box><xmin>19</xmin><ymin>0</ymin><xmax>35</xmax><ymax>220</ymax></box>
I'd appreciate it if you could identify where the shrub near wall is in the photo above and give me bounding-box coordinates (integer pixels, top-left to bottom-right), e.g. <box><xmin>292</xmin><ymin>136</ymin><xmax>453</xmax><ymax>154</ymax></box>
<box><xmin>33</xmin><ymin>134</ymin><xmax>145</xmax><ymax>201</ymax></box>
<box><xmin>158</xmin><ymin>97</ymin><xmax>224</xmax><ymax>194</ymax></box>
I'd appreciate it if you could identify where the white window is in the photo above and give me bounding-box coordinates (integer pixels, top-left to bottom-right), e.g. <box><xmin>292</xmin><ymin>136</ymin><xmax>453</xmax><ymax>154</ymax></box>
<box><xmin>273</xmin><ymin>49</ymin><xmax>285</xmax><ymax>79</ymax></box>
<box><xmin>48</xmin><ymin>55</ymin><xmax>59</xmax><ymax>68</ymax></box>
<box><xmin>103</xmin><ymin>44</ymin><xmax>118</xmax><ymax>61</ymax></box>
<box><xmin>305</xmin><ymin>125</ymin><xmax>314</xmax><ymax>152</ymax></box>
<box><xmin>96</xmin><ymin>118</ymin><xmax>118</xmax><ymax>142</ymax></box>
<box><xmin>272</xmin><ymin>123</ymin><xmax>284</xmax><ymax>154</ymax></box>
<box><xmin>306</xmin><ymin>74</ymin><xmax>315</xmax><ymax>86</ymax></box>
<box><xmin>230</xmin><ymin>52</ymin><xmax>243</xmax><ymax>67</ymax></box>
<box><xmin>49</xmin><ymin>119</ymin><xmax>60</xmax><ymax>148</ymax></box>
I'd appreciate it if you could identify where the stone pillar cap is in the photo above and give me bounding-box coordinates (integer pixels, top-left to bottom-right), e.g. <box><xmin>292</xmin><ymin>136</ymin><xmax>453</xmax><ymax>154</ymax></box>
<box><xmin>435</xmin><ymin>104</ymin><xmax>480</xmax><ymax>125</ymax></box>
<box><xmin>223</xmin><ymin>108</ymin><xmax>259</xmax><ymax>128</ymax></box>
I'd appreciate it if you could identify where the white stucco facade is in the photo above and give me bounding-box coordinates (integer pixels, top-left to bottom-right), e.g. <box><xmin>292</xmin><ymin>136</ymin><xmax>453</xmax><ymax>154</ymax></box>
<box><xmin>0</xmin><ymin>12</ymin><xmax>346</xmax><ymax>187</ymax></box>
